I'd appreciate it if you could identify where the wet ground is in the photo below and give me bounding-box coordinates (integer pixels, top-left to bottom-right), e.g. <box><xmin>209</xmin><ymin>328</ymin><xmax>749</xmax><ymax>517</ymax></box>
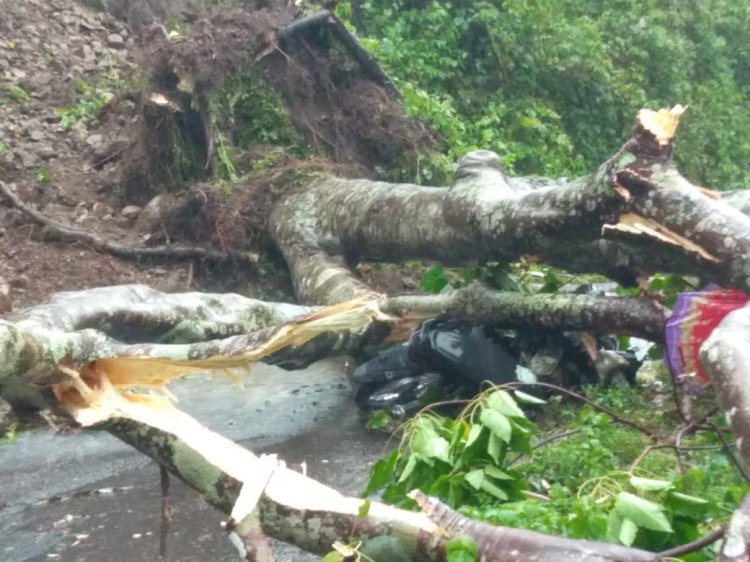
<box><xmin>0</xmin><ymin>359</ymin><xmax>389</xmax><ymax>561</ymax></box>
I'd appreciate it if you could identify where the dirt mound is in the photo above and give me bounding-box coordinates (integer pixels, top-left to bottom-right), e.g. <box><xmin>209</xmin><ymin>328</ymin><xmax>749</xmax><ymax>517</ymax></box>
<box><xmin>122</xmin><ymin>4</ymin><xmax>436</xmax><ymax>201</ymax></box>
<box><xmin>0</xmin><ymin>0</ymin><xmax>273</xmax><ymax>311</ymax></box>
<box><xmin>0</xmin><ymin>0</ymin><xmax>435</xmax><ymax>312</ymax></box>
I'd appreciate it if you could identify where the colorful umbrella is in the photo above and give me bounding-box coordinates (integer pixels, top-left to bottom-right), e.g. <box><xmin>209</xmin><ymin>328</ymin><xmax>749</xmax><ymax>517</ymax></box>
<box><xmin>665</xmin><ymin>287</ymin><xmax>749</xmax><ymax>390</ymax></box>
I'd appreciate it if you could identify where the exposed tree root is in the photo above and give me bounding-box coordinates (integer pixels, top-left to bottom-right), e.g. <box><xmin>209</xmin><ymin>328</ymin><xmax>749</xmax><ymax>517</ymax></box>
<box><xmin>0</xmin><ymin>181</ymin><xmax>258</xmax><ymax>266</ymax></box>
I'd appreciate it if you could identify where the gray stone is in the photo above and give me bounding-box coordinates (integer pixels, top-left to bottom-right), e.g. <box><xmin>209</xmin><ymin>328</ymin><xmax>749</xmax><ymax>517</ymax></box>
<box><xmin>113</xmin><ymin>215</ymin><xmax>131</xmax><ymax>228</ymax></box>
<box><xmin>106</xmin><ymin>33</ymin><xmax>126</xmax><ymax>49</ymax></box>
<box><xmin>85</xmin><ymin>133</ymin><xmax>104</xmax><ymax>147</ymax></box>
<box><xmin>35</xmin><ymin>144</ymin><xmax>57</xmax><ymax>160</ymax></box>
<box><xmin>138</xmin><ymin>194</ymin><xmax>168</xmax><ymax>232</ymax></box>
<box><xmin>121</xmin><ymin>205</ymin><xmax>141</xmax><ymax>219</ymax></box>
<box><xmin>18</xmin><ymin>150</ymin><xmax>38</xmax><ymax>168</ymax></box>
<box><xmin>92</xmin><ymin>201</ymin><xmax>113</xmax><ymax>218</ymax></box>
<box><xmin>0</xmin><ymin>397</ymin><xmax>13</xmax><ymax>435</ymax></box>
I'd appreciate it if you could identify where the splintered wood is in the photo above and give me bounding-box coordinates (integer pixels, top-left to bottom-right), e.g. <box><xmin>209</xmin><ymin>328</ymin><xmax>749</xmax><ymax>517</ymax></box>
<box><xmin>605</xmin><ymin>213</ymin><xmax>720</xmax><ymax>263</ymax></box>
<box><xmin>637</xmin><ymin>105</ymin><xmax>686</xmax><ymax>145</ymax></box>
<box><xmin>53</xmin><ymin>298</ymin><xmax>392</xmax><ymax>423</ymax></box>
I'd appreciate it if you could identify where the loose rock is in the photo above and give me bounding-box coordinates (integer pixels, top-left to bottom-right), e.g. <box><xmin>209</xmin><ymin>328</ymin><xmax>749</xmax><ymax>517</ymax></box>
<box><xmin>121</xmin><ymin>205</ymin><xmax>142</xmax><ymax>220</ymax></box>
<box><xmin>106</xmin><ymin>33</ymin><xmax>126</xmax><ymax>49</ymax></box>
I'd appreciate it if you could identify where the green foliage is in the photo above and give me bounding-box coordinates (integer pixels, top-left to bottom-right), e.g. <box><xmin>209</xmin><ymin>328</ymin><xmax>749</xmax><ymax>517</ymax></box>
<box><xmin>0</xmin><ymin>422</ymin><xmax>18</xmax><ymax>443</ymax></box>
<box><xmin>417</xmin><ymin>261</ymin><xmax>592</xmax><ymax>296</ymax></box>
<box><xmin>212</xmin><ymin>72</ymin><xmax>309</xmax><ymax>157</ymax></box>
<box><xmin>35</xmin><ymin>165</ymin><xmax>52</xmax><ymax>183</ymax></box>
<box><xmin>215</xmin><ymin>130</ymin><xmax>238</xmax><ymax>183</ymax></box>
<box><xmin>364</xmin><ymin>389</ymin><xmax>534</xmax><ymax>508</ymax></box>
<box><xmin>366</xmin><ymin>384</ymin><xmax>746</xmax><ymax>558</ymax></box>
<box><xmin>4</xmin><ymin>84</ymin><xmax>30</xmax><ymax>103</ymax></box>
<box><xmin>445</xmin><ymin>535</ymin><xmax>477</xmax><ymax>562</ymax></box>
<box><xmin>56</xmin><ymin>79</ymin><xmax>110</xmax><ymax>130</ymax></box>
<box><xmin>337</xmin><ymin>0</ymin><xmax>750</xmax><ymax>187</ymax></box>
<box><xmin>366</xmin><ymin>409</ymin><xmax>393</xmax><ymax>430</ymax></box>
<box><xmin>322</xmin><ymin>540</ymin><xmax>376</xmax><ymax>562</ymax></box>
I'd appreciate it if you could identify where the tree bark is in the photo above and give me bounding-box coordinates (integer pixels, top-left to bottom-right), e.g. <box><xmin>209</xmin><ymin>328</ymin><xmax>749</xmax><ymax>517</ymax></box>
<box><xmin>270</xmin><ymin>110</ymin><xmax>750</xmax><ymax>305</ymax></box>
<box><xmin>6</xmin><ymin>106</ymin><xmax>750</xmax><ymax>560</ymax></box>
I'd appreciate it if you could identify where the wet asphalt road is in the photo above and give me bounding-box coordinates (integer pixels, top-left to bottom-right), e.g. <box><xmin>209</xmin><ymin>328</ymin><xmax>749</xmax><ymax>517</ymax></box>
<box><xmin>0</xmin><ymin>359</ymin><xmax>389</xmax><ymax>562</ymax></box>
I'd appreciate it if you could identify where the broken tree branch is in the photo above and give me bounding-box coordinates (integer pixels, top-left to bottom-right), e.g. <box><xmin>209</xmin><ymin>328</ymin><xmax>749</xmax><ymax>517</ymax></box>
<box><xmin>278</xmin><ymin>10</ymin><xmax>401</xmax><ymax>98</ymax></box>
<box><xmin>0</xmin><ymin>284</ymin><xmax>667</xmax><ymax>396</ymax></box>
<box><xmin>408</xmin><ymin>490</ymin><xmax>659</xmax><ymax>562</ymax></box>
<box><xmin>270</xmin><ymin>108</ymin><xmax>750</xmax><ymax>307</ymax></box>
<box><xmin>88</xmin><ymin>399</ymin><xmax>662</xmax><ymax>562</ymax></box>
<box><xmin>382</xmin><ymin>284</ymin><xmax>669</xmax><ymax>342</ymax></box>
<box><xmin>700</xmin><ymin>303</ymin><xmax>750</xmax><ymax>469</ymax></box>
<box><xmin>718</xmin><ymin>491</ymin><xmax>750</xmax><ymax>562</ymax></box>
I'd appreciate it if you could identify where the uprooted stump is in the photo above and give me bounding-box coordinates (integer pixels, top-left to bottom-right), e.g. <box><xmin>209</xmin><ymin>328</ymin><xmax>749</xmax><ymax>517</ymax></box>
<box><xmin>121</xmin><ymin>6</ymin><xmax>435</xmax><ymax>208</ymax></box>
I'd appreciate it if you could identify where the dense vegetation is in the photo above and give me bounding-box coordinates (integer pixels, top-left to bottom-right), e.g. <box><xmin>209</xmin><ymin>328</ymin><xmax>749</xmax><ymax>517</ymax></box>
<box><xmin>311</xmin><ymin>3</ymin><xmax>750</xmax><ymax>559</ymax></box>
<box><xmin>335</xmin><ymin>0</ymin><xmax>750</xmax><ymax>188</ymax></box>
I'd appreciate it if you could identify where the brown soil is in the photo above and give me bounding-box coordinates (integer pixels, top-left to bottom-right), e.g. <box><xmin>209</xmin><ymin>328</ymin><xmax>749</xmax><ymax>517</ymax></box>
<box><xmin>0</xmin><ymin>0</ymin><xmax>433</xmax><ymax>313</ymax></box>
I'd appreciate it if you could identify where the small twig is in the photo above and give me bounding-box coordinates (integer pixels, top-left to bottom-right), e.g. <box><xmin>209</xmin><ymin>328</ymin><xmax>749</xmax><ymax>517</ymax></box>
<box><xmin>500</xmin><ymin>382</ymin><xmax>657</xmax><ymax>438</ymax></box>
<box><xmin>159</xmin><ymin>466</ymin><xmax>172</xmax><ymax>559</ymax></box>
<box><xmin>521</xmin><ymin>490</ymin><xmax>550</xmax><ymax>502</ymax></box>
<box><xmin>658</xmin><ymin>525</ymin><xmax>725</xmax><ymax>558</ymax></box>
<box><xmin>507</xmin><ymin>429</ymin><xmax>580</xmax><ymax>466</ymax></box>
<box><xmin>0</xmin><ymin>181</ymin><xmax>257</xmax><ymax>266</ymax></box>
<box><xmin>415</xmin><ymin>398</ymin><xmax>471</xmax><ymax>418</ymax></box>
<box><xmin>707</xmin><ymin>421</ymin><xmax>750</xmax><ymax>482</ymax></box>
<box><xmin>628</xmin><ymin>444</ymin><xmax>677</xmax><ymax>474</ymax></box>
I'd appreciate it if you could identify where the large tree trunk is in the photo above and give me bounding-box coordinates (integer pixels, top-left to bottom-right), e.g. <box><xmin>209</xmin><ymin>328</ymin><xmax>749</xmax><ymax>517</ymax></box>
<box><xmin>270</xmin><ymin>109</ymin><xmax>750</xmax><ymax>305</ymax></box>
<box><xmin>4</xmin><ymin>105</ymin><xmax>750</xmax><ymax>561</ymax></box>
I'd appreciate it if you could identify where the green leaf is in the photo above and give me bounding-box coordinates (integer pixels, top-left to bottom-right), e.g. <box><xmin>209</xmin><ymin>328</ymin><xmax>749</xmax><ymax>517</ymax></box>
<box><xmin>445</xmin><ymin>535</ymin><xmax>477</xmax><ymax>562</ymax></box>
<box><xmin>397</xmin><ymin>455</ymin><xmax>418</xmax><ymax>484</ymax></box>
<box><xmin>367</xmin><ymin>409</ymin><xmax>393</xmax><ymax>429</ymax></box>
<box><xmin>669</xmin><ymin>492</ymin><xmax>709</xmax><ymax>505</ymax></box>
<box><xmin>629</xmin><ymin>476</ymin><xmax>674</xmax><ymax>492</ymax></box>
<box><xmin>615</xmin><ymin>492</ymin><xmax>673</xmax><ymax>533</ymax></box>
<box><xmin>465</xmin><ymin>468</ymin><xmax>485</xmax><ymax>490</ymax></box>
<box><xmin>619</xmin><ymin>518</ymin><xmax>638</xmax><ymax>546</ymax></box>
<box><xmin>480</xmin><ymin>479</ymin><xmax>509</xmax><ymax>501</ymax></box>
<box><xmin>487</xmin><ymin>390</ymin><xmax>525</xmax><ymax>418</ymax></box>
<box><xmin>466</xmin><ymin>424</ymin><xmax>483</xmax><ymax>447</ymax></box>
<box><xmin>35</xmin><ymin>165</ymin><xmax>52</xmax><ymax>183</ymax></box>
<box><xmin>419</xmin><ymin>266</ymin><xmax>449</xmax><ymax>293</ymax></box>
<box><xmin>480</xmin><ymin>409</ymin><xmax>512</xmax><ymax>443</ymax></box>
<box><xmin>321</xmin><ymin>552</ymin><xmax>344</xmax><ymax>562</ymax></box>
<box><xmin>487</xmin><ymin>433</ymin><xmax>504</xmax><ymax>464</ymax></box>
<box><xmin>606</xmin><ymin>509</ymin><xmax>622</xmax><ymax>543</ymax></box>
<box><xmin>483</xmin><ymin>465</ymin><xmax>514</xmax><ymax>480</ymax></box>
<box><xmin>364</xmin><ymin>450</ymin><xmax>399</xmax><ymax>496</ymax></box>
<box><xmin>514</xmin><ymin>390</ymin><xmax>546</xmax><ymax>405</ymax></box>
<box><xmin>358</xmin><ymin>499</ymin><xmax>371</xmax><ymax>518</ymax></box>
<box><xmin>414</xmin><ymin>435</ymin><xmax>452</xmax><ymax>465</ymax></box>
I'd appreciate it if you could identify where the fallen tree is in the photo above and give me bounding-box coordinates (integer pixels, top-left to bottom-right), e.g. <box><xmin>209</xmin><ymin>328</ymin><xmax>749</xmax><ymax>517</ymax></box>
<box><xmin>3</xmin><ymin>101</ymin><xmax>750</xmax><ymax>560</ymax></box>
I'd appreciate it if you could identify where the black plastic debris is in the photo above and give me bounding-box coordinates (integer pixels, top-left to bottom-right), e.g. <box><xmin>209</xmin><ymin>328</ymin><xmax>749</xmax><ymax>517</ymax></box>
<box><xmin>350</xmin><ymin>317</ymin><xmax>643</xmax><ymax>419</ymax></box>
<box><xmin>407</xmin><ymin>319</ymin><xmax>519</xmax><ymax>390</ymax></box>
